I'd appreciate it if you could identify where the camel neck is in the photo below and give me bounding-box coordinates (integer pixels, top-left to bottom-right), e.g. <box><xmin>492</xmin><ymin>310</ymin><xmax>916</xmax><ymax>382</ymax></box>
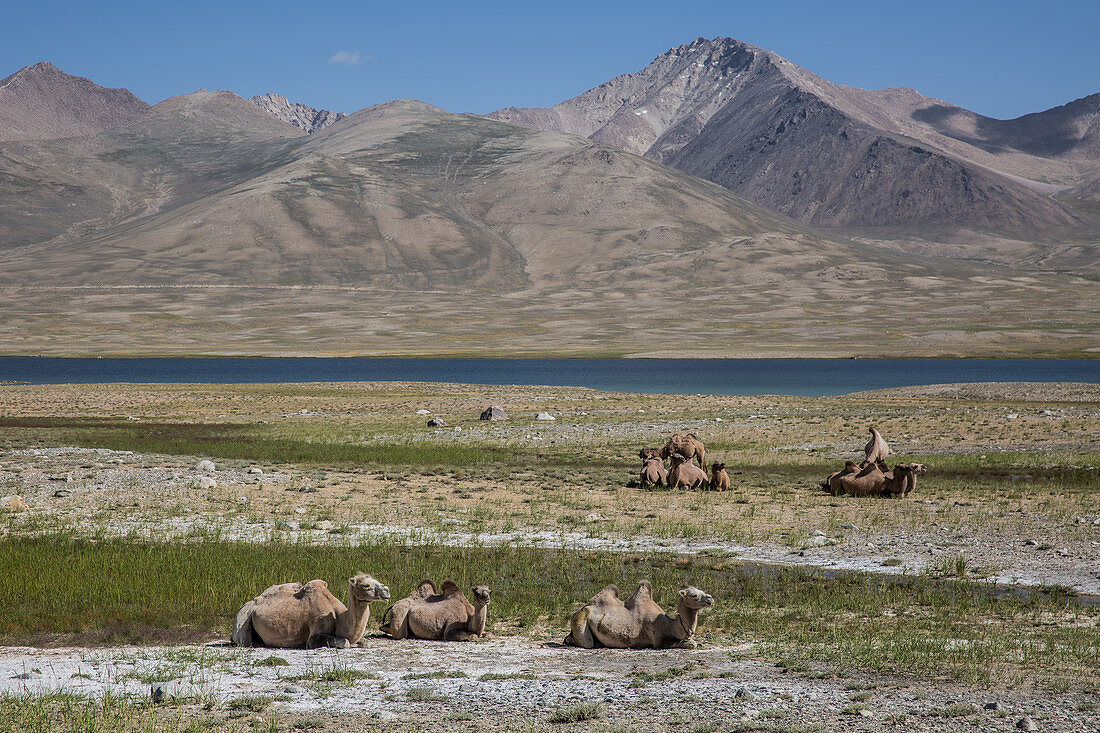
<box><xmin>672</xmin><ymin>600</ymin><xmax>700</xmax><ymax>640</ymax></box>
<box><xmin>338</xmin><ymin>585</ymin><xmax>370</xmax><ymax>644</ymax></box>
<box><xmin>469</xmin><ymin>602</ymin><xmax>488</xmax><ymax>636</ymax></box>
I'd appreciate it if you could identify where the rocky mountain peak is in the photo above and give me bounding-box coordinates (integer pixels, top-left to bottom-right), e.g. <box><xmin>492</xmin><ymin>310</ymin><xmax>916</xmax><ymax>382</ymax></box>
<box><xmin>249</xmin><ymin>93</ymin><xmax>347</xmax><ymax>133</ymax></box>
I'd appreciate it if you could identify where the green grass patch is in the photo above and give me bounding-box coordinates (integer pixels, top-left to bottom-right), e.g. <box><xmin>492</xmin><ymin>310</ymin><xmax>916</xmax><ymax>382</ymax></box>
<box><xmin>0</xmin><ymin>535</ymin><xmax>1096</xmax><ymax>688</ymax></box>
<box><xmin>548</xmin><ymin>702</ymin><xmax>603</xmax><ymax>723</ymax></box>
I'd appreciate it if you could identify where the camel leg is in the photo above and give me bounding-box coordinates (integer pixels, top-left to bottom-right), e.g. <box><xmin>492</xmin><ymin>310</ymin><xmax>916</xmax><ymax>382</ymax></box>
<box><xmin>443</xmin><ymin>621</ymin><xmax>476</xmax><ymax>642</ymax></box>
<box><xmin>231</xmin><ymin>601</ymin><xmax>258</xmax><ymax>647</ymax></box>
<box><xmin>565</xmin><ymin>607</ymin><xmax>596</xmax><ymax>648</ymax></box>
<box><xmin>307</xmin><ymin>632</ymin><xmax>350</xmax><ymax>649</ymax></box>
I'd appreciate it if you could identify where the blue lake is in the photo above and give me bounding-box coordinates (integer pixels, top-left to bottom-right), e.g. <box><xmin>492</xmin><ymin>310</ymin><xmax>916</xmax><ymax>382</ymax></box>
<box><xmin>0</xmin><ymin>357</ymin><xmax>1096</xmax><ymax>396</ymax></box>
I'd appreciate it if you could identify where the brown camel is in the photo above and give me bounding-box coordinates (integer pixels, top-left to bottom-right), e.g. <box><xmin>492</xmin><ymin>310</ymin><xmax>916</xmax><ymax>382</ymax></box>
<box><xmin>661</xmin><ymin>434</ymin><xmax>707</xmax><ymax>470</ymax></box>
<box><xmin>826</xmin><ymin>462</ymin><xmax>918</xmax><ymax>497</ymax></box>
<box><xmin>668</xmin><ymin>453</ymin><xmax>708</xmax><ymax>489</ymax></box>
<box><xmin>380</xmin><ymin>580</ymin><xmax>491</xmax><ymax>641</ymax></box>
<box><xmin>864</xmin><ymin>427</ymin><xmax>891</xmax><ymax>464</ymax></box>
<box><xmin>882</xmin><ymin>463</ymin><xmax>923</xmax><ymax>498</ymax></box>
<box><xmin>639</xmin><ymin>456</ymin><xmax>668</xmax><ymax>489</ymax></box>
<box><xmin>563</xmin><ymin>581</ymin><xmax>714</xmax><ymax>649</ymax></box>
<box><xmin>638</xmin><ymin>447</ymin><xmax>661</xmax><ymax>461</ymax></box>
<box><xmin>820</xmin><ymin>460</ymin><xmax>861</xmax><ymax>490</ymax></box>
<box><xmin>709</xmin><ymin>462</ymin><xmax>730</xmax><ymax>491</ymax></box>
<box><xmin>231</xmin><ymin>574</ymin><xmax>390</xmax><ymax>648</ymax></box>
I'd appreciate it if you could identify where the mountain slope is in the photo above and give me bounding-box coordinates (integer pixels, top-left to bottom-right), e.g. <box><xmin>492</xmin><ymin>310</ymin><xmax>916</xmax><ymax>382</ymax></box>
<box><xmin>489</xmin><ymin>38</ymin><xmax>1091</xmax><ymax>238</ymax></box>
<box><xmin>0</xmin><ymin>99</ymin><xmax>858</xmax><ymax>289</ymax></box>
<box><xmin>0</xmin><ymin>62</ymin><xmax>149</xmax><ymax>141</ymax></box>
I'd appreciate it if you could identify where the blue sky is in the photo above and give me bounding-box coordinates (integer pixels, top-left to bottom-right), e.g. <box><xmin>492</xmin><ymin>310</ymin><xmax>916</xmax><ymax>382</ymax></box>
<box><xmin>4</xmin><ymin>0</ymin><xmax>1098</xmax><ymax>119</ymax></box>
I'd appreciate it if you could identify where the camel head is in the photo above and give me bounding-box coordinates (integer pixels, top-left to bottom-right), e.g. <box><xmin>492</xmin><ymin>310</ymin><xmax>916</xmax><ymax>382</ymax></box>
<box><xmin>639</xmin><ymin>448</ymin><xmax>660</xmax><ymax>460</ymax></box>
<box><xmin>349</xmin><ymin>573</ymin><xmax>390</xmax><ymax>602</ymax></box>
<box><xmin>470</xmin><ymin>585</ymin><xmax>492</xmax><ymax>606</ymax></box>
<box><xmin>868</xmin><ymin>426</ymin><xmax>878</xmax><ymax>435</ymax></box>
<box><xmin>712</xmin><ymin>462</ymin><xmax>726</xmax><ymax>472</ymax></box>
<box><xmin>678</xmin><ymin>586</ymin><xmax>714</xmax><ymax>609</ymax></box>
<box><xmin>669</xmin><ymin>453</ymin><xmax>690</xmax><ymax>466</ymax></box>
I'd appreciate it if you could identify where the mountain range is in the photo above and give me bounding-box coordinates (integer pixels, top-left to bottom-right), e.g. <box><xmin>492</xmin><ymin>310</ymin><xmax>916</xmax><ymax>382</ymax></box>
<box><xmin>0</xmin><ymin>44</ymin><xmax>1096</xmax><ymax>357</ymax></box>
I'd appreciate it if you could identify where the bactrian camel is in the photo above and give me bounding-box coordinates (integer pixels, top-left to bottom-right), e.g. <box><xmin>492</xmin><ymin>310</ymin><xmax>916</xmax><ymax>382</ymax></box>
<box><xmin>563</xmin><ymin>581</ymin><xmax>714</xmax><ymax>649</ymax></box>
<box><xmin>231</xmin><ymin>574</ymin><xmax>390</xmax><ymax>649</ymax></box>
<box><xmin>864</xmin><ymin>427</ymin><xmax>891</xmax><ymax>464</ymax></box>
<box><xmin>380</xmin><ymin>579</ymin><xmax>491</xmax><ymax>641</ymax></box>
<box><xmin>661</xmin><ymin>434</ymin><xmax>707</xmax><ymax>471</ymax></box>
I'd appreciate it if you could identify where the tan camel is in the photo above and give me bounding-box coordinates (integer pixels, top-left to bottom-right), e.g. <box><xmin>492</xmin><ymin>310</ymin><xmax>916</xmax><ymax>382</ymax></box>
<box><xmin>709</xmin><ymin>462</ymin><xmax>730</xmax><ymax>491</ymax></box>
<box><xmin>661</xmin><ymin>434</ymin><xmax>707</xmax><ymax>470</ymax></box>
<box><xmin>668</xmin><ymin>453</ymin><xmax>708</xmax><ymax>489</ymax></box>
<box><xmin>882</xmin><ymin>463</ymin><xmax>923</xmax><ymax>498</ymax></box>
<box><xmin>563</xmin><ymin>581</ymin><xmax>714</xmax><ymax>649</ymax></box>
<box><xmin>638</xmin><ymin>447</ymin><xmax>661</xmax><ymax>461</ymax></box>
<box><xmin>639</xmin><ymin>456</ymin><xmax>668</xmax><ymax>489</ymax></box>
<box><xmin>231</xmin><ymin>573</ymin><xmax>390</xmax><ymax>649</ymax></box>
<box><xmin>864</xmin><ymin>427</ymin><xmax>891</xmax><ymax>464</ymax></box>
<box><xmin>380</xmin><ymin>580</ymin><xmax>491</xmax><ymax>641</ymax></box>
<box><xmin>826</xmin><ymin>462</ymin><xmax>917</xmax><ymax>497</ymax></box>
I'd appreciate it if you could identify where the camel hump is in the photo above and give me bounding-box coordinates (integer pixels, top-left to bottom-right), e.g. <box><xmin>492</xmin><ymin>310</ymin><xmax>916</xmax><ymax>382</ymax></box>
<box><xmin>415</xmin><ymin>579</ymin><xmax>439</xmax><ymax>598</ymax></box>
<box><xmin>627</xmin><ymin>581</ymin><xmax>654</xmax><ymax>606</ymax></box>
<box><xmin>440</xmin><ymin>579</ymin><xmax>464</xmax><ymax>598</ymax></box>
<box><xmin>590</xmin><ymin>584</ymin><xmax>621</xmax><ymax>603</ymax></box>
<box><xmin>294</xmin><ymin>579</ymin><xmax>328</xmax><ymax>599</ymax></box>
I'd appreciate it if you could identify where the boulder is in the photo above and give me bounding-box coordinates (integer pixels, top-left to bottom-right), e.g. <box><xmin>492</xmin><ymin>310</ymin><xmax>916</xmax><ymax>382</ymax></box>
<box><xmin>479</xmin><ymin>406</ymin><xmax>507</xmax><ymax>421</ymax></box>
<box><xmin>192</xmin><ymin>476</ymin><xmax>217</xmax><ymax>489</ymax></box>
<box><xmin>416</xmin><ymin>409</ymin><xmax>431</xmax><ymax>415</ymax></box>
<box><xmin>427</xmin><ymin>418</ymin><xmax>447</xmax><ymax>427</ymax></box>
<box><xmin>248</xmin><ymin>467</ymin><xmax>264</xmax><ymax>474</ymax></box>
<box><xmin>194</xmin><ymin>459</ymin><xmax>216</xmax><ymax>472</ymax></box>
<box><xmin>535</xmin><ymin>412</ymin><xmax>556</xmax><ymax>421</ymax></box>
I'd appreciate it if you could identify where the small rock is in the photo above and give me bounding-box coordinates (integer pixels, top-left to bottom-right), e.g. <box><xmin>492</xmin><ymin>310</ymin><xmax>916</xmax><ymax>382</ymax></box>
<box><xmin>714</xmin><ymin>417</ymin><xmax>723</xmax><ymax>422</ymax></box>
<box><xmin>13</xmin><ymin>671</ymin><xmax>42</xmax><ymax>680</ymax></box>
<box><xmin>150</xmin><ymin>680</ymin><xmax>186</xmax><ymax>702</ymax></box>
<box><xmin>248</xmin><ymin>467</ymin><xmax>264</xmax><ymax>474</ymax></box>
<box><xmin>1016</xmin><ymin>717</ymin><xmax>1038</xmax><ymax>731</ymax></box>
<box><xmin>801</xmin><ymin>535</ymin><xmax>828</xmax><ymax>548</ymax></box>
<box><xmin>480</xmin><ymin>405</ymin><xmax>507</xmax><ymax>421</ymax></box>
<box><xmin>298</xmin><ymin>409</ymin><xmax>309</xmax><ymax>415</ymax></box>
<box><xmin>838</xmin><ymin>523</ymin><xmax>857</xmax><ymax>531</ymax></box>
<box><xmin>1024</xmin><ymin>539</ymin><xmax>1038</xmax><ymax>547</ymax></box>
<box><xmin>52</xmin><ymin>489</ymin><xmax>72</xmax><ymax>498</ymax></box>
<box><xmin>1</xmin><ymin>496</ymin><xmax>29</xmax><ymax>513</ymax></box>
<box><xmin>192</xmin><ymin>477</ymin><xmax>217</xmax><ymax>489</ymax></box>
<box><xmin>1006</xmin><ymin>413</ymin><xmax>1018</xmax><ymax>419</ymax></box>
<box><xmin>126</xmin><ymin>416</ymin><xmax>139</xmax><ymax>421</ymax></box>
<box><xmin>237</xmin><ymin>496</ymin><xmax>248</xmax><ymax>503</ymax></box>
<box><xmin>809</xmin><ymin>529</ymin><xmax>826</xmax><ymax>537</ymax></box>
<box><xmin>427</xmin><ymin>418</ymin><xmax>447</xmax><ymax>427</ymax></box>
<box><xmin>734</xmin><ymin>688</ymin><xmax>751</xmax><ymax>700</ymax></box>
<box><xmin>194</xmin><ymin>459</ymin><xmax>216</xmax><ymax>472</ymax></box>
<box><xmin>984</xmin><ymin>702</ymin><xmax>1000</xmax><ymax>711</ymax></box>
<box><xmin>535</xmin><ymin>412</ymin><xmax>556</xmax><ymax>421</ymax></box>
<box><xmin>858</xmin><ymin>709</ymin><xmax>873</xmax><ymax>718</ymax></box>
<box><xmin>283</xmin><ymin>685</ymin><xmax>306</xmax><ymax>694</ymax></box>
<box><xmin>416</xmin><ymin>409</ymin><xmax>431</xmax><ymax>415</ymax></box>
<box><xmin>294</xmin><ymin>507</ymin><xmax>307</xmax><ymax>514</ymax></box>
<box><xmin>584</xmin><ymin>512</ymin><xmax>608</xmax><ymax>523</ymax></box>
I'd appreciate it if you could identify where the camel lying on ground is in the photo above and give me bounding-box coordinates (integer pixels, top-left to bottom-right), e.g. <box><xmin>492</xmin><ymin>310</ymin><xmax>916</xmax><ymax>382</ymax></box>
<box><xmin>639</xmin><ymin>456</ymin><xmax>667</xmax><ymax>488</ymax></box>
<box><xmin>563</xmin><ymin>581</ymin><xmax>714</xmax><ymax>649</ymax></box>
<box><xmin>232</xmin><ymin>574</ymin><xmax>390</xmax><ymax>648</ymax></box>
<box><xmin>668</xmin><ymin>453</ymin><xmax>708</xmax><ymax>489</ymax></box>
<box><xmin>825</xmin><ymin>462</ymin><xmax>921</xmax><ymax>497</ymax></box>
<box><xmin>864</xmin><ymin>427</ymin><xmax>891</xmax><ymax>464</ymax></box>
<box><xmin>380</xmin><ymin>580</ymin><xmax>491</xmax><ymax>641</ymax></box>
<box><xmin>661</xmin><ymin>434</ymin><xmax>707</xmax><ymax>470</ymax></box>
<box><xmin>709</xmin><ymin>462</ymin><xmax>730</xmax><ymax>491</ymax></box>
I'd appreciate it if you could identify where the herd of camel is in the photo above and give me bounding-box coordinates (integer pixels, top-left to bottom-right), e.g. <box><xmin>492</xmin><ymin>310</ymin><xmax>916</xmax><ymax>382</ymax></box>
<box><xmin>229</xmin><ymin>427</ymin><xmax>924</xmax><ymax>652</ymax></box>
<box><xmin>641</xmin><ymin>428</ymin><xmax>925</xmax><ymax>498</ymax></box>
<box><xmin>231</xmin><ymin>574</ymin><xmax>711</xmax><ymax>651</ymax></box>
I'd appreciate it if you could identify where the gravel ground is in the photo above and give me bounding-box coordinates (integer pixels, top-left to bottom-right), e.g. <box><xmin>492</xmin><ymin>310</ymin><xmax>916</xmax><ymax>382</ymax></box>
<box><xmin>1</xmin><ymin>638</ymin><xmax>1096</xmax><ymax>732</ymax></box>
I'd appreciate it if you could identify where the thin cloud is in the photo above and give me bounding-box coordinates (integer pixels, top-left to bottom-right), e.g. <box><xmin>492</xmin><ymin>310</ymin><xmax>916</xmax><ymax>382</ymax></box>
<box><xmin>328</xmin><ymin>50</ymin><xmax>362</xmax><ymax>66</ymax></box>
